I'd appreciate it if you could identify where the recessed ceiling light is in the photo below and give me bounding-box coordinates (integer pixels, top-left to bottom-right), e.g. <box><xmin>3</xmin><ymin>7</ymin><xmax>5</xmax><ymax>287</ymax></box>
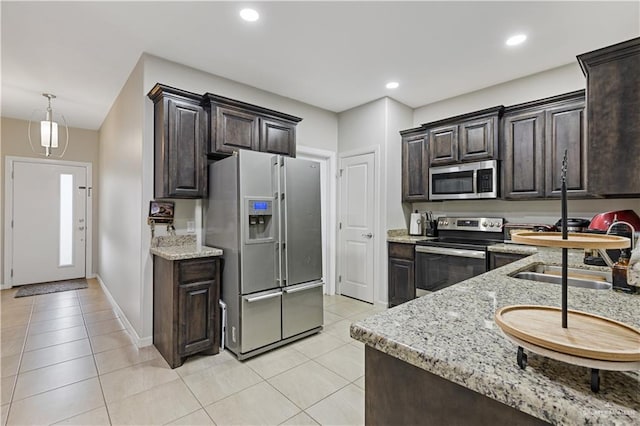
<box><xmin>240</xmin><ymin>8</ymin><xmax>259</xmax><ymax>22</ymax></box>
<box><xmin>386</xmin><ymin>81</ymin><xmax>399</xmax><ymax>89</ymax></box>
<box><xmin>506</xmin><ymin>34</ymin><xmax>527</xmax><ymax>46</ymax></box>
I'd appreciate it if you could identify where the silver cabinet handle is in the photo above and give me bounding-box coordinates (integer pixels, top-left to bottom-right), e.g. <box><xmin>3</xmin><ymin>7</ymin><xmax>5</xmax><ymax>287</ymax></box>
<box><xmin>243</xmin><ymin>291</ymin><xmax>282</xmax><ymax>303</ymax></box>
<box><xmin>362</xmin><ymin>233</ymin><xmax>373</xmax><ymax>239</ymax></box>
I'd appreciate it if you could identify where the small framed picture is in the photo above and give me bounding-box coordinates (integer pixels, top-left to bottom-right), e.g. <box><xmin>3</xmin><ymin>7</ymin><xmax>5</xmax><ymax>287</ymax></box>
<box><xmin>149</xmin><ymin>200</ymin><xmax>175</xmax><ymax>223</ymax></box>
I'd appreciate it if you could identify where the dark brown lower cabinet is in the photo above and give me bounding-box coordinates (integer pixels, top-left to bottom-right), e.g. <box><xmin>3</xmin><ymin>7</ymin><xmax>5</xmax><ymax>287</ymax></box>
<box><xmin>153</xmin><ymin>256</ymin><xmax>220</xmax><ymax>368</ymax></box>
<box><xmin>365</xmin><ymin>346</ymin><xmax>549</xmax><ymax>425</ymax></box>
<box><xmin>388</xmin><ymin>243</ymin><xmax>415</xmax><ymax>308</ymax></box>
<box><xmin>488</xmin><ymin>251</ymin><xmax>527</xmax><ymax>270</ymax></box>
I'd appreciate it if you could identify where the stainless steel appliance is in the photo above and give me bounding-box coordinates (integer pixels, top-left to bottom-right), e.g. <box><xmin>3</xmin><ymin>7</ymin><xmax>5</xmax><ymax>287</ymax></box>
<box><xmin>503</xmin><ymin>223</ymin><xmax>556</xmax><ymax>242</ymax></box>
<box><xmin>206</xmin><ymin>150</ymin><xmax>323</xmax><ymax>360</ymax></box>
<box><xmin>415</xmin><ymin>217</ymin><xmax>504</xmax><ymax>291</ymax></box>
<box><xmin>429</xmin><ymin>160</ymin><xmax>498</xmax><ymax>200</ymax></box>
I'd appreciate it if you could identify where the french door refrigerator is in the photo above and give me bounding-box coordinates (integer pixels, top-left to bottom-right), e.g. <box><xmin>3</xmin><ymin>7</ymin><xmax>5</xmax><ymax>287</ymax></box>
<box><xmin>206</xmin><ymin>150</ymin><xmax>323</xmax><ymax>359</ymax></box>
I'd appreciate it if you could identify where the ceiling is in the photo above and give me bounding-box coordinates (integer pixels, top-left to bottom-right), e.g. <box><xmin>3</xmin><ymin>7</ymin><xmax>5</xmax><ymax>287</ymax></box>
<box><xmin>2</xmin><ymin>1</ymin><xmax>639</xmax><ymax>130</ymax></box>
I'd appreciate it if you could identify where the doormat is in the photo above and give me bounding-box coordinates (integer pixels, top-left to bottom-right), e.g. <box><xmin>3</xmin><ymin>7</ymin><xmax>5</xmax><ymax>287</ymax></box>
<box><xmin>14</xmin><ymin>279</ymin><xmax>88</xmax><ymax>298</ymax></box>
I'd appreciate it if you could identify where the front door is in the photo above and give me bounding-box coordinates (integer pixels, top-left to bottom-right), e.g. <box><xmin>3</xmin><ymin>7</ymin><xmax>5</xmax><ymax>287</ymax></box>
<box><xmin>10</xmin><ymin>160</ymin><xmax>87</xmax><ymax>285</ymax></box>
<box><xmin>338</xmin><ymin>152</ymin><xmax>375</xmax><ymax>303</ymax></box>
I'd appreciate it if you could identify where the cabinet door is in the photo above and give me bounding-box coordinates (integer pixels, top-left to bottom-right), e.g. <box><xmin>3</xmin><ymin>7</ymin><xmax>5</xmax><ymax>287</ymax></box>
<box><xmin>544</xmin><ymin>100</ymin><xmax>587</xmax><ymax>197</ymax></box>
<box><xmin>178</xmin><ymin>280</ymin><xmax>215</xmax><ymax>356</ymax></box>
<box><xmin>260</xmin><ymin>118</ymin><xmax>296</xmax><ymax>156</ymax></box>
<box><xmin>459</xmin><ymin>116</ymin><xmax>497</xmax><ymax>162</ymax></box>
<box><xmin>488</xmin><ymin>252</ymin><xmax>527</xmax><ymax>270</ymax></box>
<box><xmin>429</xmin><ymin>125</ymin><xmax>458</xmax><ymax>166</ymax></box>
<box><xmin>213</xmin><ymin>106</ymin><xmax>259</xmax><ymax>155</ymax></box>
<box><xmin>388</xmin><ymin>258</ymin><xmax>415</xmax><ymax>308</ymax></box>
<box><xmin>502</xmin><ymin>110</ymin><xmax>545</xmax><ymax>199</ymax></box>
<box><xmin>160</xmin><ymin>98</ymin><xmax>206</xmax><ymax>199</ymax></box>
<box><xmin>402</xmin><ymin>134</ymin><xmax>429</xmax><ymax>201</ymax></box>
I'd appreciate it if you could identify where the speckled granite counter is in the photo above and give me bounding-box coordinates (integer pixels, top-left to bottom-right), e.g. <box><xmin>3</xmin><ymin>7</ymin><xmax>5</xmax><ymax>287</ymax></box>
<box><xmin>387</xmin><ymin>229</ymin><xmax>436</xmax><ymax>244</ymax></box>
<box><xmin>150</xmin><ymin>235</ymin><xmax>223</xmax><ymax>260</ymax></box>
<box><xmin>488</xmin><ymin>243</ymin><xmax>539</xmax><ymax>256</ymax></box>
<box><xmin>351</xmin><ymin>248</ymin><xmax>639</xmax><ymax>424</ymax></box>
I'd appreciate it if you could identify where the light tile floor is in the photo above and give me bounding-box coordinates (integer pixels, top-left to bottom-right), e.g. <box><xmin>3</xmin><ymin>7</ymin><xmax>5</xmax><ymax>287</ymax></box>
<box><xmin>0</xmin><ymin>279</ymin><xmax>384</xmax><ymax>425</ymax></box>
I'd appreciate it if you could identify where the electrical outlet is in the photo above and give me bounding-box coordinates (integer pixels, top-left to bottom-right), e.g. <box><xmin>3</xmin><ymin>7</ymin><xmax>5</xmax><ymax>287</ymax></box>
<box><xmin>187</xmin><ymin>221</ymin><xmax>195</xmax><ymax>233</ymax></box>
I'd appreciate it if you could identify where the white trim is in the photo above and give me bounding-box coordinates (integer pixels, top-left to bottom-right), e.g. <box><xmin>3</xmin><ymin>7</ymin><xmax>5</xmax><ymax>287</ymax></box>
<box><xmin>297</xmin><ymin>145</ymin><xmax>338</xmax><ymax>296</ymax></box>
<box><xmin>337</xmin><ymin>146</ymin><xmax>379</xmax><ymax>302</ymax></box>
<box><xmin>4</xmin><ymin>156</ymin><xmax>93</xmax><ymax>288</ymax></box>
<box><xmin>96</xmin><ymin>274</ymin><xmax>153</xmax><ymax>347</ymax></box>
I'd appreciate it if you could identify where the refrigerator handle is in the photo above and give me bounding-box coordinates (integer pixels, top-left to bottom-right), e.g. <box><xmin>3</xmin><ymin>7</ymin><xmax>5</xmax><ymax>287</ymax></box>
<box><xmin>244</xmin><ymin>291</ymin><xmax>283</xmax><ymax>303</ymax></box>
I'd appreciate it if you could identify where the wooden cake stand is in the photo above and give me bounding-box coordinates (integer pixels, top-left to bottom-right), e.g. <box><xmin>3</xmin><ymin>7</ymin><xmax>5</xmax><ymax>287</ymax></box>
<box><xmin>496</xmin><ymin>232</ymin><xmax>637</xmax><ymax>392</ymax></box>
<box><xmin>494</xmin><ymin>152</ymin><xmax>638</xmax><ymax>392</ymax></box>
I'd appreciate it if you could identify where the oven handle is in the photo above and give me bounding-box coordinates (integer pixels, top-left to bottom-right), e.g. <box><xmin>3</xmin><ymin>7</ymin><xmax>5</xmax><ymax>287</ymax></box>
<box><xmin>415</xmin><ymin>245</ymin><xmax>486</xmax><ymax>259</ymax></box>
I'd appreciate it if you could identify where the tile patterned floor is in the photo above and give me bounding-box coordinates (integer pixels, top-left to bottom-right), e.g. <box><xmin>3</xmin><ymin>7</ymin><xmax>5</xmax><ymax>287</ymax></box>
<box><xmin>0</xmin><ymin>279</ymin><xmax>384</xmax><ymax>425</ymax></box>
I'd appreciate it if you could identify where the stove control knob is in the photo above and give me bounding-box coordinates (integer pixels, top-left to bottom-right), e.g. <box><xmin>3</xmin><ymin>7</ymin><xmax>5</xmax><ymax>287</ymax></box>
<box><xmin>489</xmin><ymin>222</ymin><xmax>495</xmax><ymax>227</ymax></box>
<box><xmin>482</xmin><ymin>221</ymin><xmax>488</xmax><ymax>227</ymax></box>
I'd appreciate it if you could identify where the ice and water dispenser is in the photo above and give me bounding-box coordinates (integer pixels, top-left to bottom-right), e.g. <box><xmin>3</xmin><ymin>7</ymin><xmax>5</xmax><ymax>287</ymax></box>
<box><xmin>246</xmin><ymin>199</ymin><xmax>274</xmax><ymax>241</ymax></box>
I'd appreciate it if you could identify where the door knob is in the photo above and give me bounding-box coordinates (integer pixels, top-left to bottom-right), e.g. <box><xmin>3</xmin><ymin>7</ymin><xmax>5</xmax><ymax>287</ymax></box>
<box><xmin>362</xmin><ymin>232</ymin><xmax>373</xmax><ymax>239</ymax></box>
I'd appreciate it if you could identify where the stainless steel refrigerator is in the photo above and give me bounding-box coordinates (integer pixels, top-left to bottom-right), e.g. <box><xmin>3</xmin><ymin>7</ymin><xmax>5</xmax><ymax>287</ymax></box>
<box><xmin>205</xmin><ymin>150</ymin><xmax>323</xmax><ymax>359</ymax></box>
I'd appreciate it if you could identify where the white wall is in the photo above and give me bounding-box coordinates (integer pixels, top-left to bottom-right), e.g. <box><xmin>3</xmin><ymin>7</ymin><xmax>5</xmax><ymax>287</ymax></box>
<box><xmin>98</xmin><ymin>57</ymin><xmax>146</xmax><ymax>340</ymax></box>
<box><xmin>385</xmin><ymin>98</ymin><xmax>413</xmax><ymax>229</ymax></box>
<box><xmin>413</xmin><ymin>63</ymin><xmax>585</xmax><ymax>125</ymax></box>
<box><xmin>97</xmin><ymin>54</ymin><xmax>340</xmax><ymax>343</ymax></box>
<box><xmin>337</xmin><ymin>97</ymin><xmax>412</xmax><ymax>306</ymax></box>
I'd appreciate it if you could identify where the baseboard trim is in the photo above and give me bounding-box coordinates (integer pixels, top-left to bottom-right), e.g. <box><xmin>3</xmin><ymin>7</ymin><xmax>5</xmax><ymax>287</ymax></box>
<box><xmin>95</xmin><ymin>274</ymin><xmax>152</xmax><ymax>347</ymax></box>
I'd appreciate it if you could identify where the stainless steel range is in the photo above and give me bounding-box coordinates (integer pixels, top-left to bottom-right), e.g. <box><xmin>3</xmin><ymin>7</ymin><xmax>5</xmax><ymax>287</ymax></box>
<box><xmin>415</xmin><ymin>217</ymin><xmax>504</xmax><ymax>292</ymax></box>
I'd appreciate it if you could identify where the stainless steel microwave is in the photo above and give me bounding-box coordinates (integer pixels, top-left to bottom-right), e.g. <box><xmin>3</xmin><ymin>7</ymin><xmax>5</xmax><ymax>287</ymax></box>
<box><xmin>429</xmin><ymin>160</ymin><xmax>498</xmax><ymax>200</ymax></box>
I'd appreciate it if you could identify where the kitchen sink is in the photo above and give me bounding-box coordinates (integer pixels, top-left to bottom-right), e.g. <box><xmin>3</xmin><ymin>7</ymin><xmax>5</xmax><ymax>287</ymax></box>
<box><xmin>511</xmin><ymin>265</ymin><xmax>612</xmax><ymax>290</ymax></box>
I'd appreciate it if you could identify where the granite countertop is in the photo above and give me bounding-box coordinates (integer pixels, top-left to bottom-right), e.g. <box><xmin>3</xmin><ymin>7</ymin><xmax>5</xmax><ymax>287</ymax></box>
<box><xmin>150</xmin><ymin>235</ymin><xmax>223</xmax><ymax>260</ymax></box>
<box><xmin>488</xmin><ymin>243</ymin><xmax>539</xmax><ymax>255</ymax></box>
<box><xmin>351</xmin><ymin>248</ymin><xmax>639</xmax><ymax>425</ymax></box>
<box><xmin>387</xmin><ymin>229</ymin><xmax>437</xmax><ymax>244</ymax></box>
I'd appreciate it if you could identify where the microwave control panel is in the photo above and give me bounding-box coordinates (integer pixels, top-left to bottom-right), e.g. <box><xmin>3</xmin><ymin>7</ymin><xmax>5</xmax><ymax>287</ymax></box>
<box><xmin>477</xmin><ymin>169</ymin><xmax>494</xmax><ymax>193</ymax></box>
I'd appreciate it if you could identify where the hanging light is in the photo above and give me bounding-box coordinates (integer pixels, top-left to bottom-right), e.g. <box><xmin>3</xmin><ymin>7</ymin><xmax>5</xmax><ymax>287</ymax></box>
<box><xmin>28</xmin><ymin>93</ymin><xmax>69</xmax><ymax>157</ymax></box>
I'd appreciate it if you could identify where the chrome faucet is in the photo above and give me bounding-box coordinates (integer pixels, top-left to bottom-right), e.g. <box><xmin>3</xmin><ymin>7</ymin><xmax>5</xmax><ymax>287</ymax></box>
<box><xmin>598</xmin><ymin>217</ymin><xmax>636</xmax><ymax>268</ymax></box>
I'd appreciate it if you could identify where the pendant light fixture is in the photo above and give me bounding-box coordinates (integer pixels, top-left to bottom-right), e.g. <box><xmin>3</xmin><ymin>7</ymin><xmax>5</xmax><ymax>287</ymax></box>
<box><xmin>28</xmin><ymin>93</ymin><xmax>69</xmax><ymax>157</ymax></box>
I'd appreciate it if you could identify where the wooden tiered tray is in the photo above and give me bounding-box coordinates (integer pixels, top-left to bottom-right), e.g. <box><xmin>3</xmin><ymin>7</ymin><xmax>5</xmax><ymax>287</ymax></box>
<box><xmin>511</xmin><ymin>231</ymin><xmax>630</xmax><ymax>249</ymax></box>
<box><xmin>499</xmin><ymin>229</ymin><xmax>635</xmax><ymax>391</ymax></box>
<box><xmin>495</xmin><ymin>305</ymin><xmax>640</xmax><ymax>362</ymax></box>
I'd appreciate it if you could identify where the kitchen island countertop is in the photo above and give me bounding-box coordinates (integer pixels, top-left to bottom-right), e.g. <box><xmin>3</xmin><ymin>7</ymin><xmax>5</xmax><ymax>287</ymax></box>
<box><xmin>351</xmin><ymin>248</ymin><xmax>639</xmax><ymax>424</ymax></box>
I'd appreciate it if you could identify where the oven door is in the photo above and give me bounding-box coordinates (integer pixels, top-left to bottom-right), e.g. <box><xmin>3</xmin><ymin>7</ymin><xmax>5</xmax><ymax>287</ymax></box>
<box><xmin>415</xmin><ymin>246</ymin><xmax>487</xmax><ymax>291</ymax></box>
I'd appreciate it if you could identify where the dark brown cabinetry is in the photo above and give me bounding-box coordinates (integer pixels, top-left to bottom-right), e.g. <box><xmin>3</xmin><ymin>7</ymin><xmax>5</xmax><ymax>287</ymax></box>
<box><xmin>153</xmin><ymin>256</ymin><xmax>220</xmax><ymax>368</ymax></box>
<box><xmin>502</xmin><ymin>91</ymin><xmax>587</xmax><ymax>199</ymax></box>
<box><xmin>388</xmin><ymin>243</ymin><xmax>415</xmax><ymax>308</ymax></box>
<box><xmin>148</xmin><ymin>84</ymin><xmax>207</xmax><ymax>199</ymax></box>
<box><xmin>205</xmin><ymin>94</ymin><xmax>301</xmax><ymax>158</ymax></box>
<box><xmin>425</xmin><ymin>106</ymin><xmax>503</xmax><ymax>166</ymax></box>
<box><xmin>578</xmin><ymin>37</ymin><xmax>640</xmax><ymax>196</ymax></box>
<box><xmin>401</xmin><ymin>127</ymin><xmax>429</xmax><ymax>202</ymax></box>
<box><xmin>488</xmin><ymin>251</ymin><xmax>527</xmax><ymax>270</ymax></box>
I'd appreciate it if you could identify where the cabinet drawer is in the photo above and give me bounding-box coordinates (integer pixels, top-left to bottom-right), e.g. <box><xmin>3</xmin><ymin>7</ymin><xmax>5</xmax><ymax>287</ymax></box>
<box><xmin>388</xmin><ymin>243</ymin><xmax>415</xmax><ymax>260</ymax></box>
<box><xmin>179</xmin><ymin>258</ymin><xmax>217</xmax><ymax>283</ymax></box>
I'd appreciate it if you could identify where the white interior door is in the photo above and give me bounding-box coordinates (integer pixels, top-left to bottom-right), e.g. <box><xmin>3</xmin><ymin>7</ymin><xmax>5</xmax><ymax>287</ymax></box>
<box><xmin>10</xmin><ymin>161</ymin><xmax>87</xmax><ymax>285</ymax></box>
<box><xmin>339</xmin><ymin>153</ymin><xmax>375</xmax><ymax>303</ymax></box>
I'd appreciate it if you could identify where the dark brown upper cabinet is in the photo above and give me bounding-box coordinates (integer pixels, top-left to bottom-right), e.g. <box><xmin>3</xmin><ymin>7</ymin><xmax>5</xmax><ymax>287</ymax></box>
<box><xmin>424</xmin><ymin>106</ymin><xmax>503</xmax><ymax>166</ymax></box>
<box><xmin>578</xmin><ymin>37</ymin><xmax>640</xmax><ymax>197</ymax></box>
<box><xmin>148</xmin><ymin>84</ymin><xmax>207</xmax><ymax>199</ymax></box>
<box><xmin>502</xmin><ymin>91</ymin><xmax>587</xmax><ymax>200</ymax></box>
<box><xmin>544</xmin><ymin>99</ymin><xmax>587</xmax><ymax>197</ymax></box>
<box><xmin>205</xmin><ymin>94</ymin><xmax>302</xmax><ymax>158</ymax></box>
<box><xmin>401</xmin><ymin>127</ymin><xmax>429</xmax><ymax>202</ymax></box>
